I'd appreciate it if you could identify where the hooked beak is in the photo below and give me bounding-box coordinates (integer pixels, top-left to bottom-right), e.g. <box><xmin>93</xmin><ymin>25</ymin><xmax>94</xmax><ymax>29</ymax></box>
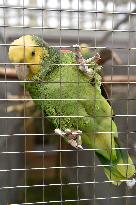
<box><xmin>15</xmin><ymin>64</ymin><xmax>30</xmax><ymax>80</ymax></box>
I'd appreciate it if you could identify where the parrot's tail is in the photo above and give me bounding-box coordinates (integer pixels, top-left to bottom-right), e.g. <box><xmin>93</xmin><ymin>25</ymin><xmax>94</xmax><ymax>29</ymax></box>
<box><xmin>96</xmin><ymin>143</ymin><xmax>135</xmax><ymax>185</ymax></box>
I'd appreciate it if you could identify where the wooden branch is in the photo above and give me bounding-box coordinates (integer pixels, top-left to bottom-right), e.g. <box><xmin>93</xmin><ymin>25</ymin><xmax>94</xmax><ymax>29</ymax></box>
<box><xmin>0</xmin><ymin>49</ymin><xmax>122</xmax><ymax>80</ymax></box>
<box><xmin>7</xmin><ymin>93</ymin><xmax>31</xmax><ymax>100</ymax></box>
<box><xmin>103</xmin><ymin>75</ymin><xmax>136</xmax><ymax>84</ymax></box>
<box><xmin>7</xmin><ymin>101</ymin><xmax>34</xmax><ymax>113</ymax></box>
<box><xmin>0</xmin><ymin>67</ymin><xmax>17</xmax><ymax>78</ymax></box>
<box><xmin>25</xmin><ymin>111</ymin><xmax>40</xmax><ymax>128</ymax></box>
<box><xmin>0</xmin><ymin>68</ymin><xmax>135</xmax><ymax>86</ymax></box>
<box><xmin>112</xmin><ymin>51</ymin><xmax>122</xmax><ymax>65</ymax></box>
<box><xmin>97</xmin><ymin>48</ymin><xmax>122</xmax><ymax>65</ymax></box>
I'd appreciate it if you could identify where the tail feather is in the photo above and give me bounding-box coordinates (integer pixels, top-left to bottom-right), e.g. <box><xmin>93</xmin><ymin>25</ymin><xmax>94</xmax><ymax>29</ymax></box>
<box><xmin>96</xmin><ymin>144</ymin><xmax>135</xmax><ymax>185</ymax></box>
<box><xmin>82</xmin><ymin>132</ymin><xmax>135</xmax><ymax>185</ymax></box>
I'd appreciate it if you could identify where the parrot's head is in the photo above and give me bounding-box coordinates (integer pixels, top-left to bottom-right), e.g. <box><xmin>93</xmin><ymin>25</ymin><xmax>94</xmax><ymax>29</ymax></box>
<box><xmin>80</xmin><ymin>43</ymin><xmax>90</xmax><ymax>59</ymax></box>
<box><xmin>8</xmin><ymin>35</ymin><xmax>50</xmax><ymax>80</ymax></box>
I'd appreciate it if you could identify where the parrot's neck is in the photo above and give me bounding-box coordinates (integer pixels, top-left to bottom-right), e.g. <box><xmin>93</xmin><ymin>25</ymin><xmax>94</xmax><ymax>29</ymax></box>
<box><xmin>36</xmin><ymin>46</ymin><xmax>61</xmax><ymax>80</ymax></box>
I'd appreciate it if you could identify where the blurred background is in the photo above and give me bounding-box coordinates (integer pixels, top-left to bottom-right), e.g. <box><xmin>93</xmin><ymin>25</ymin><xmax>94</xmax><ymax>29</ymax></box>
<box><xmin>0</xmin><ymin>0</ymin><xmax>135</xmax><ymax>204</ymax></box>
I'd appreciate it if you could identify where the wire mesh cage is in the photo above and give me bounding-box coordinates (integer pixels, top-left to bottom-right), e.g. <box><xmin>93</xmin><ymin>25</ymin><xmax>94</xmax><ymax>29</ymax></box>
<box><xmin>0</xmin><ymin>0</ymin><xmax>136</xmax><ymax>204</ymax></box>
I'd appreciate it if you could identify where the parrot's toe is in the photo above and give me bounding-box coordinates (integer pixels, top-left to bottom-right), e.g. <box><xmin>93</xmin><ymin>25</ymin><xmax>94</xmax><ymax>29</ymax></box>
<box><xmin>54</xmin><ymin>128</ymin><xmax>83</xmax><ymax>150</ymax></box>
<box><xmin>126</xmin><ymin>178</ymin><xmax>136</xmax><ymax>189</ymax></box>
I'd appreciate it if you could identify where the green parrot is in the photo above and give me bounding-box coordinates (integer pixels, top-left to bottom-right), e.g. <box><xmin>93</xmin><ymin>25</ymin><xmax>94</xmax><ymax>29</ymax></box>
<box><xmin>8</xmin><ymin>35</ymin><xmax>135</xmax><ymax>186</ymax></box>
<box><xmin>80</xmin><ymin>43</ymin><xmax>91</xmax><ymax>59</ymax></box>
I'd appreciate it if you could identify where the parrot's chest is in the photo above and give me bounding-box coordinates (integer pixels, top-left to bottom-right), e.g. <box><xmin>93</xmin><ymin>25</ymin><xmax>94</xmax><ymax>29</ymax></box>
<box><xmin>27</xmin><ymin>67</ymin><xmax>101</xmax><ymax>118</ymax></box>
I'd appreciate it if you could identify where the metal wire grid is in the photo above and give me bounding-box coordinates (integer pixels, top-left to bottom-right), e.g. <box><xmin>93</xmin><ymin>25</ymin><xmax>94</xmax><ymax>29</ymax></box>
<box><xmin>0</xmin><ymin>0</ymin><xmax>136</xmax><ymax>31</ymax></box>
<box><xmin>0</xmin><ymin>0</ymin><xmax>135</xmax><ymax>204</ymax></box>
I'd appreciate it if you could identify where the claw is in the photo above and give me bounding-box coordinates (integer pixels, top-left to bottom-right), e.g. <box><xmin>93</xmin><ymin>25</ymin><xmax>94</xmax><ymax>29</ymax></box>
<box><xmin>126</xmin><ymin>178</ymin><xmax>136</xmax><ymax>189</ymax></box>
<box><xmin>55</xmin><ymin>128</ymin><xmax>83</xmax><ymax>150</ymax></box>
<box><xmin>73</xmin><ymin>44</ymin><xmax>100</xmax><ymax>81</ymax></box>
<box><xmin>86</xmin><ymin>53</ymin><xmax>101</xmax><ymax>64</ymax></box>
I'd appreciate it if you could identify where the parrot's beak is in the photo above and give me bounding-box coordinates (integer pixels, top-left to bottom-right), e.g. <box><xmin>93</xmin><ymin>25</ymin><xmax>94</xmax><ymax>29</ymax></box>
<box><xmin>15</xmin><ymin>64</ymin><xmax>29</xmax><ymax>80</ymax></box>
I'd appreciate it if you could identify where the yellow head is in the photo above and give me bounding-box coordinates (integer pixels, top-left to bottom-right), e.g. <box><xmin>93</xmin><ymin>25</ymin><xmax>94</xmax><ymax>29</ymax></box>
<box><xmin>80</xmin><ymin>43</ymin><xmax>90</xmax><ymax>59</ymax></box>
<box><xmin>8</xmin><ymin>35</ymin><xmax>49</xmax><ymax>79</ymax></box>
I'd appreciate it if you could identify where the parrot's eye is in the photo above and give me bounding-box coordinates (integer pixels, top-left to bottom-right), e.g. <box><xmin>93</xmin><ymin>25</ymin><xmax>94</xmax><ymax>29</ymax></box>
<box><xmin>31</xmin><ymin>51</ymin><xmax>35</xmax><ymax>57</ymax></box>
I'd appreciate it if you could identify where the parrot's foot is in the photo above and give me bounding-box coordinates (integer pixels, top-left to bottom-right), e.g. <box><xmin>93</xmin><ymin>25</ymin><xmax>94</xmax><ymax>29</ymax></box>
<box><xmin>54</xmin><ymin>128</ymin><xmax>83</xmax><ymax>150</ymax></box>
<box><xmin>73</xmin><ymin>44</ymin><xmax>101</xmax><ymax>81</ymax></box>
<box><xmin>73</xmin><ymin>44</ymin><xmax>89</xmax><ymax>74</ymax></box>
<box><xmin>86</xmin><ymin>53</ymin><xmax>101</xmax><ymax>64</ymax></box>
<box><xmin>126</xmin><ymin>178</ymin><xmax>136</xmax><ymax>189</ymax></box>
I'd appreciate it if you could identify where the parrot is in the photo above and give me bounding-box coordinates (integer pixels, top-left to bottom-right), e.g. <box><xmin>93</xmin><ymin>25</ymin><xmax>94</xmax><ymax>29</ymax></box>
<box><xmin>80</xmin><ymin>43</ymin><xmax>91</xmax><ymax>59</ymax></box>
<box><xmin>8</xmin><ymin>35</ymin><xmax>135</xmax><ymax>186</ymax></box>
